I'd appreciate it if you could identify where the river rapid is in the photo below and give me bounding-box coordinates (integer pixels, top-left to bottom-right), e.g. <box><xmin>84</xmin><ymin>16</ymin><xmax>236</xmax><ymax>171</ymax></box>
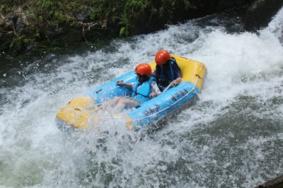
<box><xmin>0</xmin><ymin>7</ymin><xmax>283</xmax><ymax>188</ymax></box>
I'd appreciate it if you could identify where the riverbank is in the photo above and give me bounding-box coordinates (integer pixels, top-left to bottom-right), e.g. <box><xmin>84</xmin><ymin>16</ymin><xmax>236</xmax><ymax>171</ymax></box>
<box><xmin>1</xmin><ymin>0</ymin><xmax>282</xmax><ymax>63</ymax></box>
<box><xmin>0</xmin><ymin>0</ymin><xmax>256</xmax><ymax>58</ymax></box>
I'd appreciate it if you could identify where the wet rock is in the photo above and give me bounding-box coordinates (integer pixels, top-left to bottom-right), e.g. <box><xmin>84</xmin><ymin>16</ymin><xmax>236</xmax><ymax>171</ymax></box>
<box><xmin>0</xmin><ymin>32</ymin><xmax>14</xmax><ymax>52</ymax></box>
<box><xmin>14</xmin><ymin>8</ymin><xmax>28</xmax><ymax>33</ymax></box>
<box><xmin>1</xmin><ymin>15</ymin><xmax>14</xmax><ymax>31</ymax></box>
<box><xmin>242</xmin><ymin>0</ymin><xmax>283</xmax><ymax>31</ymax></box>
<box><xmin>255</xmin><ymin>174</ymin><xmax>283</xmax><ymax>188</ymax></box>
<box><xmin>0</xmin><ymin>14</ymin><xmax>5</xmax><ymax>26</ymax></box>
<box><xmin>0</xmin><ymin>7</ymin><xmax>28</xmax><ymax>35</ymax></box>
<box><xmin>75</xmin><ymin>11</ymin><xmax>91</xmax><ymax>22</ymax></box>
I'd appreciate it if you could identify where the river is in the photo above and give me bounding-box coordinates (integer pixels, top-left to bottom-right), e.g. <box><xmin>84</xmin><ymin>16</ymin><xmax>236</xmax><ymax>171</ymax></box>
<box><xmin>0</xmin><ymin>7</ymin><xmax>283</xmax><ymax>188</ymax></box>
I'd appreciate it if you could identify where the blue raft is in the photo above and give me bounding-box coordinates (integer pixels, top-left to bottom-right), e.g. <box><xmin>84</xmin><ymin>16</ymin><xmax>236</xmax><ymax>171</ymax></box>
<box><xmin>56</xmin><ymin>55</ymin><xmax>206</xmax><ymax>129</ymax></box>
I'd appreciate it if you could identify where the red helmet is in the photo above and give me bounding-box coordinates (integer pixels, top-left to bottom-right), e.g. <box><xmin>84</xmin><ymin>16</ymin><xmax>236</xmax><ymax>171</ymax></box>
<box><xmin>155</xmin><ymin>50</ymin><xmax>170</xmax><ymax>65</ymax></box>
<box><xmin>135</xmin><ymin>64</ymin><xmax>152</xmax><ymax>76</ymax></box>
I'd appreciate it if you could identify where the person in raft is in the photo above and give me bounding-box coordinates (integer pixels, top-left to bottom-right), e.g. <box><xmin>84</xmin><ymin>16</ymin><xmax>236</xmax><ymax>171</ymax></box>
<box><xmin>154</xmin><ymin>50</ymin><xmax>182</xmax><ymax>91</ymax></box>
<box><xmin>108</xmin><ymin>63</ymin><xmax>160</xmax><ymax>110</ymax></box>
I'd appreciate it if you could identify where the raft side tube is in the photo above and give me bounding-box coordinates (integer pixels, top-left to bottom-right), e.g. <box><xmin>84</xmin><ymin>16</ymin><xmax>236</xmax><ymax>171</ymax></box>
<box><xmin>56</xmin><ymin>96</ymin><xmax>94</xmax><ymax>129</ymax></box>
<box><xmin>128</xmin><ymin>82</ymin><xmax>199</xmax><ymax>127</ymax></box>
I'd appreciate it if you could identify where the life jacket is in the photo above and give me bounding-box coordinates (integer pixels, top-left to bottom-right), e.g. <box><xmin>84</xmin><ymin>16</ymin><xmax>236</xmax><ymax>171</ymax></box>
<box><xmin>155</xmin><ymin>58</ymin><xmax>181</xmax><ymax>90</ymax></box>
<box><xmin>132</xmin><ymin>77</ymin><xmax>154</xmax><ymax>104</ymax></box>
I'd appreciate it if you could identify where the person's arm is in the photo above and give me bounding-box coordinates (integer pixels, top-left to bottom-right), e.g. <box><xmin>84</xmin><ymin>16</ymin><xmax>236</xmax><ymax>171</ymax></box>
<box><xmin>171</xmin><ymin>77</ymin><xmax>182</xmax><ymax>86</ymax></box>
<box><xmin>149</xmin><ymin>82</ymin><xmax>161</xmax><ymax>98</ymax></box>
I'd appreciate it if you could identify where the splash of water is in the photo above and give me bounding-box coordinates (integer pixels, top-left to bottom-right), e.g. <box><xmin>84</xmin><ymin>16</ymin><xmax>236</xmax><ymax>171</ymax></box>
<box><xmin>0</xmin><ymin>7</ymin><xmax>283</xmax><ymax>188</ymax></box>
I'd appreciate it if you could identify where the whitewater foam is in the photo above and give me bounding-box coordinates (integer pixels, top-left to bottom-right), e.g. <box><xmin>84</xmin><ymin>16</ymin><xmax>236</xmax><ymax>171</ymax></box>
<box><xmin>0</xmin><ymin>7</ymin><xmax>283</xmax><ymax>188</ymax></box>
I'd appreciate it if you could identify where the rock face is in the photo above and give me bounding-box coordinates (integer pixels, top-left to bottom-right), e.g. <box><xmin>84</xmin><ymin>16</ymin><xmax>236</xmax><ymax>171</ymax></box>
<box><xmin>0</xmin><ymin>0</ymin><xmax>281</xmax><ymax>56</ymax></box>
<box><xmin>118</xmin><ymin>0</ymin><xmax>256</xmax><ymax>35</ymax></box>
<box><xmin>255</xmin><ymin>175</ymin><xmax>283</xmax><ymax>188</ymax></box>
<box><xmin>242</xmin><ymin>0</ymin><xmax>283</xmax><ymax>31</ymax></box>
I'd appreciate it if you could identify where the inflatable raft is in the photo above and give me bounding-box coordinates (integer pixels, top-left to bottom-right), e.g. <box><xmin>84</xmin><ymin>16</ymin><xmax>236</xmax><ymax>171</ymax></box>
<box><xmin>56</xmin><ymin>55</ymin><xmax>206</xmax><ymax>130</ymax></box>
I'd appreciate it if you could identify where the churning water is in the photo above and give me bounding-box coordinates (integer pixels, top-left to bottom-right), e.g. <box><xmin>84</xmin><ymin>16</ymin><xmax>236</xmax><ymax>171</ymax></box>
<box><xmin>0</xmin><ymin>7</ymin><xmax>283</xmax><ymax>188</ymax></box>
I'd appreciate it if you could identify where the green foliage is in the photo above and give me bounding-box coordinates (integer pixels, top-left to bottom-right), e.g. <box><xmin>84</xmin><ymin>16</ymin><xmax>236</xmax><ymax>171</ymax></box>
<box><xmin>119</xmin><ymin>26</ymin><xmax>128</xmax><ymax>37</ymax></box>
<box><xmin>0</xmin><ymin>0</ymin><xmax>255</xmax><ymax>56</ymax></box>
<box><xmin>125</xmin><ymin>0</ymin><xmax>148</xmax><ymax>11</ymax></box>
<box><xmin>32</xmin><ymin>0</ymin><xmax>60</xmax><ymax>20</ymax></box>
<box><xmin>36</xmin><ymin>0</ymin><xmax>55</xmax><ymax>9</ymax></box>
<box><xmin>1</xmin><ymin>0</ymin><xmax>179</xmax><ymax>55</ymax></box>
<box><xmin>120</xmin><ymin>0</ymin><xmax>150</xmax><ymax>35</ymax></box>
<box><xmin>90</xmin><ymin>0</ymin><xmax>124</xmax><ymax>25</ymax></box>
<box><xmin>0</xmin><ymin>4</ymin><xmax>12</xmax><ymax>14</ymax></box>
<box><xmin>0</xmin><ymin>0</ymin><xmax>28</xmax><ymax>7</ymax></box>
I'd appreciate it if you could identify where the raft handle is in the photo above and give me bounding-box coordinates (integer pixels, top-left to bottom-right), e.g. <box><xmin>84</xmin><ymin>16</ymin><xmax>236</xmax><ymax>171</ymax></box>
<box><xmin>195</xmin><ymin>74</ymin><xmax>202</xmax><ymax>79</ymax></box>
<box><xmin>96</xmin><ymin>89</ymin><xmax>102</xmax><ymax>94</ymax></box>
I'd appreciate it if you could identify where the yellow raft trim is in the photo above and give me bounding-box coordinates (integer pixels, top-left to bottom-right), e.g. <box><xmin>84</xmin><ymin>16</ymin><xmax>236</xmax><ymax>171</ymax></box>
<box><xmin>56</xmin><ymin>96</ymin><xmax>94</xmax><ymax>129</ymax></box>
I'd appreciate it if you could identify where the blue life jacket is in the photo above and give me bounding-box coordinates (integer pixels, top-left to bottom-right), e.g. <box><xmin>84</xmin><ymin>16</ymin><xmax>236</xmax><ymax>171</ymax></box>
<box><xmin>132</xmin><ymin>77</ymin><xmax>154</xmax><ymax>104</ymax></box>
<box><xmin>155</xmin><ymin>58</ymin><xmax>181</xmax><ymax>91</ymax></box>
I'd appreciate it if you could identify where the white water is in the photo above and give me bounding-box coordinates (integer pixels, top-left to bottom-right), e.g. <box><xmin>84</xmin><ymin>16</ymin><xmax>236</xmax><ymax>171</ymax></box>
<box><xmin>0</xmin><ymin>8</ymin><xmax>283</xmax><ymax>188</ymax></box>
